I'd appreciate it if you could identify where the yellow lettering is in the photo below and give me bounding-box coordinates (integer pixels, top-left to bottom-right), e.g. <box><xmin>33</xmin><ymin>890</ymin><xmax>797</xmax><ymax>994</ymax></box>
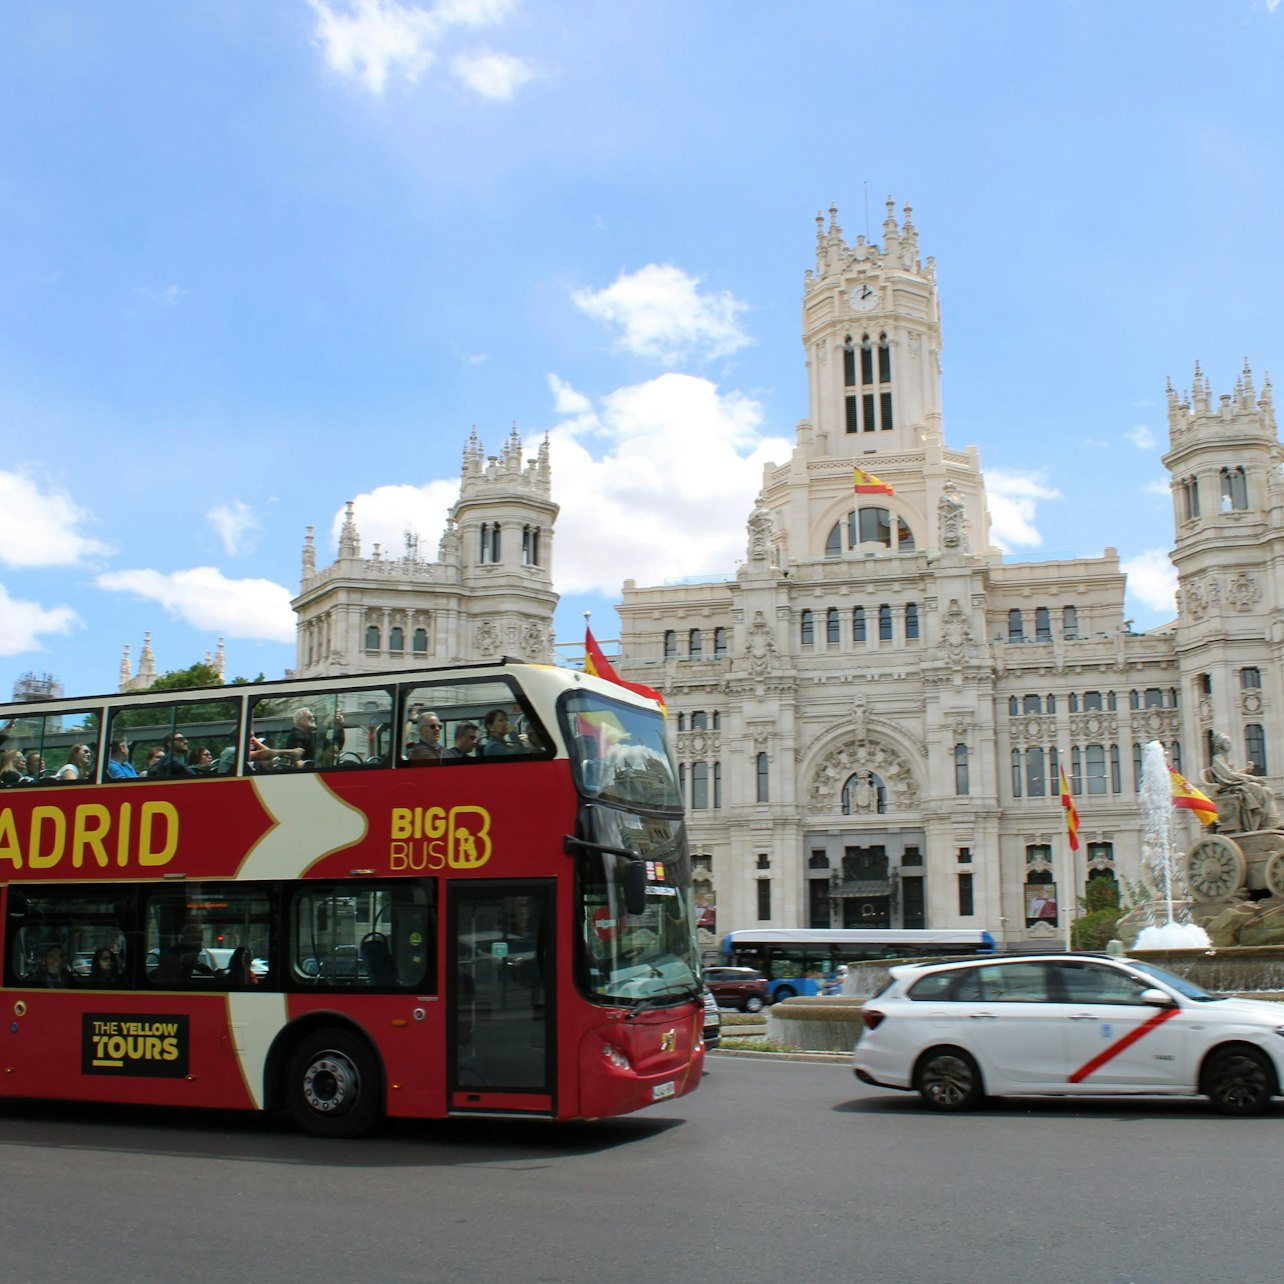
<box><xmin>138</xmin><ymin>801</ymin><xmax>179</xmax><ymax>867</ymax></box>
<box><xmin>391</xmin><ymin>808</ymin><xmax>412</xmax><ymax>839</ymax></box>
<box><xmin>0</xmin><ymin>808</ymin><xmax>21</xmax><ymax>869</ymax></box>
<box><xmin>29</xmin><ymin>807</ymin><xmax>66</xmax><ymax>869</ymax></box>
<box><xmin>72</xmin><ymin>804</ymin><xmax>111</xmax><ymax>869</ymax></box>
<box><xmin>448</xmin><ymin>806</ymin><xmax>492</xmax><ymax>869</ymax></box>
<box><xmin>116</xmin><ymin>801</ymin><xmax>132</xmax><ymax>867</ymax></box>
<box><xmin>161</xmin><ymin>1036</ymin><xmax>179</xmax><ymax>1060</ymax></box>
<box><xmin>424</xmin><ymin>806</ymin><xmax>446</xmax><ymax>839</ymax></box>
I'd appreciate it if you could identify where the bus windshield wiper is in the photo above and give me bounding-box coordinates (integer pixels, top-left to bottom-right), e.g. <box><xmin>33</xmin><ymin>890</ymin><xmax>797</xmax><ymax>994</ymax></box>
<box><xmin>625</xmin><ymin>987</ymin><xmax>694</xmax><ymax>1019</ymax></box>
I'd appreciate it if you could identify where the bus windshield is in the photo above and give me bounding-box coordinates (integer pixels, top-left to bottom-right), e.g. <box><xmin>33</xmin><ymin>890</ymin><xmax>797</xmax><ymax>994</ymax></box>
<box><xmin>564</xmin><ymin>691</ymin><xmax>679</xmax><ymax>810</ymax></box>
<box><xmin>578</xmin><ymin>805</ymin><xmax>700</xmax><ymax>1004</ymax></box>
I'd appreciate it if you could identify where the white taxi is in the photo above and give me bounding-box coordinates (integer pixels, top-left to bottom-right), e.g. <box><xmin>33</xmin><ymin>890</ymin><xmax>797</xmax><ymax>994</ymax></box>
<box><xmin>853</xmin><ymin>953</ymin><xmax>1284</xmax><ymax>1115</ymax></box>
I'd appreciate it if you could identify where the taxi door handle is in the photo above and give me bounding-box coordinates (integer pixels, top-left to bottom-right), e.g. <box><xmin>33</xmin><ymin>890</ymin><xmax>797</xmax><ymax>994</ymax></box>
<box><xmin>968</xmin><ymin>1011</ymin><xmax>997</xmax><ymax>1020</ymax></box>
<box><xmin>1068</xmin><ymin>1013</ymin><xmax>1097</xmax><ymax>1021</ymax></box>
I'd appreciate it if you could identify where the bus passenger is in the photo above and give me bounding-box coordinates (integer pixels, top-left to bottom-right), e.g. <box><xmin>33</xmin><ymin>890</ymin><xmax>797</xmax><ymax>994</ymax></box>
<box><xmin>1</xmin><ymin>744</ymin><xmax>31</xmax><ymax>785</ymax></box>
<box><xmin>226</xmin><ymin>947</ymin><xmax>256</xmax><ymax>987</ymax></box>
<box><xmin>106</xmin><ymin>737</ymin><xmax>139</xmax><ymax>780</ymax></box>
<box><xmin>141</xmin><ymin>746</ymin><xmax>165</xmax><ymax>777</ymax></box>
<box><xmin>481</xmin><ymin>709</ymin><xmax>521</xmax><ymax>756</ymax></box>
<box><xmin>25</xmin><ymin>751</ymin><xmax>45</xmax><ymax>778</ymax></box>
<box><xmin>286</xmin><ymin>707</ymin><xmax>346</xmax><ymax>766</ymax></box>
<box><xmin>87</xmin><ymin>948</ymin><xmax>122</xmax><ymax>985</ymax></box>
<box><xmin>55</xmin><ymin>743</ymin><xmax>92</xmax><ymax>781</ymax></box>
<box><xmin>406</xmin><ymin>712</ymin><xmax>443</xmax><ymax>764</ymax></box>
<box><xmin>149</xmin><ymin>733</ymin><xmax>197</xmax><ymax>778</ymax></box>
<box><xmin>36</xmin><ymin>943</ymin><xmax>72</xmax><ymax>987</ymax></box>
<box><xmin>443</xmin><ymin>722</ymin><xmax>479</xmax><ymax>760</ymax></box>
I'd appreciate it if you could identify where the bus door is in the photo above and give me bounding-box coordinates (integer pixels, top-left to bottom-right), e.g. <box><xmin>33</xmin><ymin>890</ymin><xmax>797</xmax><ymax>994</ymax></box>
<box><xmin>448</xmin><ymin>880</ymin><xmax>554</xmax><ymax>1114</ymax></box>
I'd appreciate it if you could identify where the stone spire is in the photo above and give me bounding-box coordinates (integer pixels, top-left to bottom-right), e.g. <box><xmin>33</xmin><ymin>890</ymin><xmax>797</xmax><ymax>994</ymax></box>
<box><xmin>302</xmin><ymin>525</ymin><xmax>316</xmax><ymax>578</ymax></box>
<box><xmin>138</xmin><ymin>632</ymin><xmax>156</xmax><ymax>684</ymax></box>
<box><xmin>119</xmin><ymin>644</ymin><xmax>132</xmax><ymax>689</ymax></box>
<box><xmin>338</xmin><ymin>501</ymin><xmax>361</xmax><ymax>560</ymax></box>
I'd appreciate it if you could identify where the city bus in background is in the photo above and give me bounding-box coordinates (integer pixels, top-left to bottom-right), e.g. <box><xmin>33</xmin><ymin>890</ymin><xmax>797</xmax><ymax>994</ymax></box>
<box><xmin>721</xmin><ymin>928</ymin><xmax>997</xmax><ymax>1001</ymax></box>
<box><xmin>0</xmin><ymin>662</ymin><xmax>703</xmax><ymax>1136</ymax></box>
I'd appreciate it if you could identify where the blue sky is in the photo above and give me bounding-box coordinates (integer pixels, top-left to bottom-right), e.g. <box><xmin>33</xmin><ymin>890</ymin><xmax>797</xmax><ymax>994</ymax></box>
<box><xmin>1</xmin><ymin>0</ymin><xmax>1281</xmax><ymax>698</ymax></box>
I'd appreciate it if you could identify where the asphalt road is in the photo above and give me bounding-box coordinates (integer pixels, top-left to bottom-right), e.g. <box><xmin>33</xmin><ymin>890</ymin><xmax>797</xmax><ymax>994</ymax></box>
<box><xmin>1</xmin><ymin>1054</ymin><xmax>1280</xmax><ymax>1283</ymax></box>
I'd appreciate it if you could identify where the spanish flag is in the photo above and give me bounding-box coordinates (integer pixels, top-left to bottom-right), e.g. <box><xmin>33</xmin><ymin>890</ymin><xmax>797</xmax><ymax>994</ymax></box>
<box><xmin>585</xmin><ymin>627</ymin><xmax>666</xmax><ymax>715</ymax></box>
<box><xmin>853</xmin><ymin>466</ymin><xmax>894</xmax><ymax>496</ymax></box>
<box><xmin>1059</xmin><ymin>767</ymin><xmax>1080</xmax><ymax>852</ymax></box>
<box><xmin>1169</xmin><ymin>767</ymin><xmax>1218</xmax><ymax>827</ymax></box>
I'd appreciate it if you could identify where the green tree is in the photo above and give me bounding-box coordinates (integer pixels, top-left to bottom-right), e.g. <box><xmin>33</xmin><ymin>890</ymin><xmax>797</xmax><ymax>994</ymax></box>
<box><xmin>1071</xmin><ymin>876</ymin><xmax>1123</xmax><ymax>950</ymax></box>
<box><xmin>147</xmin><ymin>663</ymin><xmax>224</xmax><ymax>692</ymax></box>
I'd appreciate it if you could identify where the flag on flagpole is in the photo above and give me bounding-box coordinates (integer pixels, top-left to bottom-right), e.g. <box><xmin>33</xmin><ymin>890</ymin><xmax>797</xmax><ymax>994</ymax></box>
<box><xmin>1059</xmin><ymin>766</ymin><xmax>1080</xmax><ymax>852</ymax></box>
<box><xmin>1169</xmin><ymin>766</ymin><xmax>1218</xmax><ymax>826</ymax></box>
<box><xmin>585</xmin><ymin>627</ymin><xmax>666</xmax><ymax>715</ymax></box>
<box><xmin>853</xmin><ymin>466</ymin><xmax>894</xmax><ymax>496</ymax></box>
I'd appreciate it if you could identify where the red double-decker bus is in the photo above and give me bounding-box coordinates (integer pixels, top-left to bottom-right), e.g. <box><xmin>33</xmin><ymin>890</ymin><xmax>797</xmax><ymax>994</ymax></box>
<box><xmin>0</xmin><ymin>661</ymin><xmax>704</xmax><ymax>1135</ymax></box>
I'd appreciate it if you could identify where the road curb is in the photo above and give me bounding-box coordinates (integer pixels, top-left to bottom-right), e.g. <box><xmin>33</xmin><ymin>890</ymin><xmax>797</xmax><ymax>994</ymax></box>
<box><xmin>709</xmin><ymin>1048</ymin><xmax>850</xmax><ymax>1064</ymax></box>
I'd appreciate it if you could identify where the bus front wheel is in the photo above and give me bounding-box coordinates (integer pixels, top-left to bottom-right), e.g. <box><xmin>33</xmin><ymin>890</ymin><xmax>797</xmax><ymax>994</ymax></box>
<box><xmin>773</xmin><ymin>986</ymin><xmax>796</xmax><ymax>1001</ymax></box>
<box><xmin>286</xmin><ymin>1028</ymin><xmax>382</xmax><ymax>1138</ymax></box>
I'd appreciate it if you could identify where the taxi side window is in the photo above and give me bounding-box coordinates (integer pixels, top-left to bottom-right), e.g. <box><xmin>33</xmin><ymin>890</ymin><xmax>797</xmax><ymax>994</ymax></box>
<box><xmin>955</xmin><ymin>962</ymin><xmax>1050</xmax><ymax>1002</ymax></box>
<box><xmin>1055</xmin><ymin>962</ymin><xmax>1153</xmax><ymax>1005</ymax></box>
<box><xmin>907</xmin><ymin>971</ymin><xmax>957</xmax><ymax>1001</ymax></box>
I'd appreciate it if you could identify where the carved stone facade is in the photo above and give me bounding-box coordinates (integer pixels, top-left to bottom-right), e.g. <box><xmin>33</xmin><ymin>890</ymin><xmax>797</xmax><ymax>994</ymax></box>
<box><xmin>291</xmin><ymin>427</ymin><xmax>559</xmax><ymax>677</ymax></box>
<box><xmin>611</xmin><ymin>202</ymin><xmax>1282</xmax><ymax>950</ymax></box>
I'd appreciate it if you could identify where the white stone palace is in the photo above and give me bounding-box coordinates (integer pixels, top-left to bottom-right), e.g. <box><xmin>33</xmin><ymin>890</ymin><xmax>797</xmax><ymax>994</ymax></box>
<box><xmin>288</xmin><ymin>201</ymin><xmax>1280</xmax><ymax>950</ymax></box>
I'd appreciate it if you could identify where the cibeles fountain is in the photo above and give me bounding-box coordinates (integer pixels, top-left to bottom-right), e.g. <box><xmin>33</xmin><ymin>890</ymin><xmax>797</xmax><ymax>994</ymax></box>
<box><xmin>1118</xmin><ymin>736</ymin><xmax>1284</xmax><ymax>992</ymax></box>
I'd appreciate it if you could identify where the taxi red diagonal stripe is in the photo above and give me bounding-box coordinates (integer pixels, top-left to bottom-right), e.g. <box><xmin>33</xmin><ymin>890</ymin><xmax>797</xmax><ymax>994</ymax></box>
<box><xmin>1067</xmin><ymin>1005</ymin><xmax>1180</xmax><ymax>1083</ymax></box>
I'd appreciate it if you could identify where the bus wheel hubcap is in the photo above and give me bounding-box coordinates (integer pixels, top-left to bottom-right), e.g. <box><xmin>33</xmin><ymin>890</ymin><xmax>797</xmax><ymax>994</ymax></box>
<box><xmin>303</xmin><ymin>1053</ymin><xmax>358</xmax><ymax>1114</ymax></box>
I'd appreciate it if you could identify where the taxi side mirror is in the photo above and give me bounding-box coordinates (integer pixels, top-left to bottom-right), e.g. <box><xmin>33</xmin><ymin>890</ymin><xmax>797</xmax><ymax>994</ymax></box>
<box><xmin>1140</xmin><ymin>987</ymin><xmax>1177</xmax><ymax>1008</ymax></box>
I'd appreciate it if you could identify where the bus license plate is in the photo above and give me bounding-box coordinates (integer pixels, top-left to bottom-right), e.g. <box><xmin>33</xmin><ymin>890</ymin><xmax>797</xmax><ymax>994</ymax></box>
<box><xmin>651</xmin><ymin>1080</ymin><xmax>676</xmax><ymax>1101</ymax></box>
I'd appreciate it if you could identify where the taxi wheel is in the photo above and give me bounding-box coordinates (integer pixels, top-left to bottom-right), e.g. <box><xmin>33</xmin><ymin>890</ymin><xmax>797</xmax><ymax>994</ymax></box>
<box><xmin>1204</xmin><ymin>1047</ymin><xmax>1275</xmax><ymax>1116</ymax></box>
<box><xmin>286</xmin><ymin>1028</ymin><xmax>382</xmax><ymax>1137</ymax></box>
<box><xmin>743</xmin><ymin>995</ymin><xmax>765</xmax><ymax>1013</ymax></box>
<box><xmin>915</xmin><ymin>1047</ymin><xmax>983</xmax><ymax>1111</ymax></box>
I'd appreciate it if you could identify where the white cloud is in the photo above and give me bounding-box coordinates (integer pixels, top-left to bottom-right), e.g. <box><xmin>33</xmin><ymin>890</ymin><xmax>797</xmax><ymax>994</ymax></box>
<box><xmin>1145</xmin><ymin>479</ymin><xmax>1171</xmax><ymax>497</ymax></box>
<box><xmin>330</xmin><ymin>480</ymin><xmax>461</xmax><ymax>557</ymax></box>
<box><xmin>309</xmin><ymin>0</ymin><xmax>521</xmax><ymax>96</ymax></box>
<box><xmin>540</xmin><ymin>372</ymin><xmax>790</xmax><ymax>593</ymax></box>
<box><xmin>573</xmin><ymin>264</ymin><xmax>752</xmax><ymax>365</ymax></box>
<box><xmin>1122</xmin><ymin>548</ymin><xmax>1178</xmax><ymax>615</ymax></box>
<box><xmin>0</xmin><ymin>583</ymin><xmax>78</xmax><ymax>658</ymax></box>
<box><xmin>983</xmin><ymin>468</ymin><xmax>1060</xmax><ymax>552</ymax></box>
<box><xmin>96</xmin><ymin>568</ymin><xmax>295</xmax><ymax>642</ymax></box>
<box><xmin>1126</xmin><ymin>423</ymin><xmax>1156</xmax><ymax>449</ymax></box>
<box><xmin>452</xmin><ymin>49</ymin><xmax>537</xmax><ymax>100</ymax></box>
<box><xmin>207</xmin><ymin>500</ymin><xmax>259</xmax><ymax>557</ymax></box>
<box><xmin>548</xmin><ymin>373</ymin><xmax>591</xmax><ymax>415</ymax></box>
<box><xmin>0</xmin><ymin>469</ymin><xmax>111</xmax><ymax>568</ymax></box>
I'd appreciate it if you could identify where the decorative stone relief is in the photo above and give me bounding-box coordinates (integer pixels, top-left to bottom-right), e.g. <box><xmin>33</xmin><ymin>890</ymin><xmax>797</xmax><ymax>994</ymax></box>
<box><xmin>942</xmin><ymin>599</ymin><xmax>972</xmax><ymax>666</ymax></box>
<box><xmin>937</xmin><ymin>481</ymin><xmax>968</xmax><ymax>551</ymax></box>
<box><xmin>851</xmin><ymin>693</ymin><xmax>868</xmax><ymax>745</ymax></box>
<box><xmin>475</xmin><ymin>620</ymin><xmax>501</xmax><ymax>655</ymax></box>
<box><xmin>747</xmin><ymin>508</ymin><xmax>772</xmax><ymax>563</ymax></box>
<box><xmin>1069</xmin><ymin>712</ymin><xmax>1118</xmax><ymax>741</ymax></box>
<box><xmin>746</xmin><ymin>611</ymin><xmax>776</xmax><ymax>675</ymax></box>
<box><xmin>1227</xmin><ymin>572</ymin><xmax>1261</xmax><ymax>612</ymax></box>
<box><xmin>1242</xmin><ymin>690</ymin><xmax>1264</xmax><ymax>716</ymax></box>
<box><xmin>809</xmin><ymin>736</ymin><xmax>918</xmax><ymax>812</ymax></box>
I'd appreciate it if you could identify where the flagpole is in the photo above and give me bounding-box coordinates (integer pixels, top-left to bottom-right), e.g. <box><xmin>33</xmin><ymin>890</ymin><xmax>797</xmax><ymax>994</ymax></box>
<box><xmin>1061</xmin><ymin>832</ymin><xmax>1073</xmax><ymax>951</ymax></box>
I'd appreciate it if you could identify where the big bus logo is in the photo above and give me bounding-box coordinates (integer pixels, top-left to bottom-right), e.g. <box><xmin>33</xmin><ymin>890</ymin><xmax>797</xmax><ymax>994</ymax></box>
<box><xmin>389</xmin><ymin>806</ymin><xmax>492</xmax><ymax>872</ymax></box>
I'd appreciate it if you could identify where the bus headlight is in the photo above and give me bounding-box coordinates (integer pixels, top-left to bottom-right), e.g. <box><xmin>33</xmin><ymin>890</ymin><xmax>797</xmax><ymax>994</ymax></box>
<box><xmin>602</xmin><ymin>1043</ymin><xmax>631</xmax><ymax>1071</ymax></box>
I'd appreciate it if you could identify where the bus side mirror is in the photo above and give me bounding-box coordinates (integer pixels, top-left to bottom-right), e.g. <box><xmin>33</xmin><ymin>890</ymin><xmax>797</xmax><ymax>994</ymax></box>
<box><xmin>623</xmin><ymin>860</ymin><xmax>647</xmax><ymax>917</ymax></box>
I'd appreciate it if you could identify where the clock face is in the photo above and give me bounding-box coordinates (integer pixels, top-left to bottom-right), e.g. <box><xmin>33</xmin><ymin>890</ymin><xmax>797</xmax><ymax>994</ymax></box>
<box><xmin>848</xmin><ymin>283</ymin><xmax>878</xmax><ymax>312</ymax></box>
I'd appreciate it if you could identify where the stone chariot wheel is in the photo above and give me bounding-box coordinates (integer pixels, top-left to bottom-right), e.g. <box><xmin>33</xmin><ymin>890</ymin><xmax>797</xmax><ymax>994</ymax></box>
<box><xmin>1186</xmin><ymin>834</ymin><xmax>1247</xmax><ymax>902</ymax></box>
<box><xmin>1265</xmin><ymin>851</ymin><xmax>1284</xmax><ymax>899</ymax></box>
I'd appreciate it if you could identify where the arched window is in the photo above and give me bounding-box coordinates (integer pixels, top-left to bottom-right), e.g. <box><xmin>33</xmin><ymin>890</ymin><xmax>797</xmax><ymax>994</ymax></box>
<box><xmin>1011</xmin><ymin>749</ymin><xmax>1023</xmax><ymax>798</ymax></box>
<box><xmin>861</xmin><ymin>336</ymin><xmax>875</xmax><ymax>432</ymax></box>
<box><xmin>480</xmin><ymin>522</ymin><xmax>501</xmax><ymax>563</ymax></box>
<box><xmin>800</xmin><ymin>610</ymin><xmax>814</xmax><ymax>646</ymax></box>
<box><xmin>1025</xmin><ymin>747</ymin><xmax>1046</xmax><ymax>797</ymax></box>
<box><xmin>843</xmin><ymin>337</ymin><xmax>858</xmax><ymax>433</ymax></box>
<box><xmin>522</xmin><ymin>524</ymin><xmax>540</xmax><ymax>566</ymax></box>
<box><xmin>1181</xmin><ymin>475</ymin><xmax>1201</xmax><ymax>519</ymax></box>
<box><xmin>847</xmin><ymin>506</ymin><xmax>915</xmax><ymax>551</ymax></box>
<box><xmin>691</xmin><ymin>761</ymin><xmax>709</xmax><ymax>810</ymax></box>
<box><xmin>1220</xmin><ymin>466</ymin><xmax>1248</xmax><ymax>511</ymax></box>
<box><xmin>1035</xmin><ymin>607</ymin><xmax>1051</xmax><ymax>641</ymax></box>
<box><xmin>714</xmin><ymin>627</ymin><xmax>727</xmax><ymax>658</ymax></box>
<box><xmin>825</xmin><ymin>522</ymin><xmax>842</xmax><ymax>557</ymax></box>
<box><xmin>1008</xmin><ymin>610</ymin><xmax>1024</xmax><ymax>642</ymax></box>
<box><xmin>878</xmin><ymin>604</ymin><xmax>892</xmax><ymax>641</ymax></box>
<box><xmin>1085</xmin><ymin>743</ymin><xmax>1108</xmax><ymax>794</ymax></box>
<box><xmin>412</xmin><ymin>628</ymin><xmax>428</xmax><ymax>655</ymax></box>
<box><xmin>1063</xmin><ymin>605</ymin><xmax>1079</xmax><ymax>639</ymax></box>
<box><xmin>365</xmin><ymin>624</ymin><xmax>380</xmax><ymax>652</ymax></box>
<box><xmin>826</xmin><ymin>608</ymin><xmax>840</xmax><ymax>645</ymax></box>
<box><xmin>954</xmin><ymin>744</ymin><xmax>969</xmax><ymax>796</ymax></box>
<box><xmin>756</xmin><ymin>752</ymin><xmax>769</xmax><ymax>803</ymax></box>
<box><xmin>1241</xmin><ymin>667</ymin><xmax>1262</xmax><ymax>689</ymax></box>
<box><xmin>905</xmin><ymin>603</ymin><xmax>919</xmax><ymax>640</ymax></box>
<box><xmin>664</xmin><ymin>630</ymin><xmax>677</xmax><ymax>659</ymax></box>
<box><xmin>1246</xmin><ymin>724</ymin><xmax>1268</xmax><ymax>774</ymax></box>
<box><xmin>1023</xmin><ymin>694</ymin><xmax>1042</xmax><ymax>714</ymax></box>
<box><xmin>689</xmin><ymin>629</ymin><xmax>703</xmax><ymax>659</ymax></box>
<box><xmin>690</xmin><ymin>710</ymin><xmax>707</xmax><ymax>730</ymax></box>
<box><xmin>389</xmin><ymin>626</ymin><xmax>404</xmax><ymax>653</ymax></box>
<box><xmin>878</xmin><ymin>333</ymin><xmax>893</xmax><ymax>430</ymax></box>
<box><xmin>853</xmin><ymin>607</ymin><xmax>867</xmax><ymax>642</ymax></box>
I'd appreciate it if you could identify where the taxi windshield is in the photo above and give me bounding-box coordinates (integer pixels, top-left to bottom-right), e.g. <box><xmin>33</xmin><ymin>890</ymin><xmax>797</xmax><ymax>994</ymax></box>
<box><xmin>564</xmin><ymin>691</ymin><xmax>679</xmax><ymax>811</ymax></box>
<box><xmin>1128</xmin><ymin>960</ymin><xmax>1220</xmax><ymax>1001</ymax></box>
<box><xmin>576</xmin><ymin>806</ymin><xmax>699</xmax><ymax>1004</ymax></box>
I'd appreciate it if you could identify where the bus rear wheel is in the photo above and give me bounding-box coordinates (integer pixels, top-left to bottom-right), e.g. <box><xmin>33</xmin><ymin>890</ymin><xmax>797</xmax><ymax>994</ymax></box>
<box><xmin>286</xmin><ymin>1029</ymin><xmax>382</xmax><ymax>1138</ymax></box>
